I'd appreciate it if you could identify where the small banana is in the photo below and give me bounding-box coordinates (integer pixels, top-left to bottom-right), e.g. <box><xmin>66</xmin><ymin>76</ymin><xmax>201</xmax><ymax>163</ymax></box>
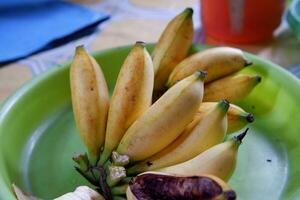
<box><xmin>126</xmin><ymin>172</ymin><xmax>236</xmax><ymax>200</ymax></box>
<box><xmin>70</xmin><ymin>46</ymin><xmax>109</xmax><ymax>164</ymax></box>
<box><xmin>198</xmin><ymin>102</ymin><xmax>254</xmax><ymax>134</ymax></box>
<box><xmin>168</xmin><ymin>47</ymin><xmax>252</xmax><ymax>86</ymax></box>
<box><xmin>117</xmin><ymin>71</ymin><xmax>206</xmax><ymax>162</ymax></box>
<box><xmin>157</xmin><ymin>128</ymin><xmax>249</xmax><ymax>181</ymax></box>
<box><xmin>100</xmin><ymin>42</ymin><xmax>154</xmax><ymax>164</ymax></box>
<box><xmin>127</xmin><ymin>100</ymin><xmax>229</xmax><ymax>175</ymax></box>
<box><xmin>203</xmin><ymin>74</ymin><xmax>261</xmax><ymax>103</ymax></box>
<box><xmin>152</xmin><ymin>8</ymin><xmax>194</xmax><ymax>91</ymax></box>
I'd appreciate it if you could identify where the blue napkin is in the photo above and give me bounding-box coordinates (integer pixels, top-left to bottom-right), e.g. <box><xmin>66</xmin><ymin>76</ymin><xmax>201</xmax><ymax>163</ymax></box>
<box><xmin>0</xmin><ymin>0</ymin><xmax>109</xmax><ymax>64</ymax></box>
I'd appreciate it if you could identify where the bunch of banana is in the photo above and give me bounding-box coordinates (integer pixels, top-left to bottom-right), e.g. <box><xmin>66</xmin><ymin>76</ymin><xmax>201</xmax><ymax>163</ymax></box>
<box><xmin>68</xmin><ymin>7</ymin><xmax>263</xmax><ymax>200</ymax></box>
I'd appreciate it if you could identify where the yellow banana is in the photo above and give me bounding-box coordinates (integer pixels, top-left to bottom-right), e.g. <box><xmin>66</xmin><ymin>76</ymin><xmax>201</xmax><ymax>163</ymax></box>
<box><xmin>157</xmin><ymin>128</ymin><xmax>249</xmax><ymax>181</ymax></box>
<box><xmin>117</xmin><ymin>71</ymin><xmax>206</xmax><ymax>162</ymax></box>
<box><xmin>198</xmin><ymin>102</ymin><xmax>254</xmax><ymax>134</ymax></box>
<box><xmin>70</xmin><ymin>46</ymin><xmax>109</xmax><ymax>164</ymax></box>
<box><xmin>100</xmin><ymin>42</ymin><xmax>154</xmax><ymax>164</ymax></box>
<box><xmin>152</xmin><ymin>8</ymin><xmax>194</xmax><ymax>91</ymax></box>
<box><xmin>168</xmin><ymin>47</ymin><xmax>252</xmax><ymax>86</ymax></box>
<box><xmin>126</xmin><ymin>172</ymin><xmax>236</xmax><ymax>200</ymax></box>
<box><xmin>127</xmin><ymin>100</ymin><xmax>229</xmax><ymax>175</ymax></box>
<box><xmin>203</xmin><ymin>74</ymin><xmax>261</xmax><ymax>103</ymax></box>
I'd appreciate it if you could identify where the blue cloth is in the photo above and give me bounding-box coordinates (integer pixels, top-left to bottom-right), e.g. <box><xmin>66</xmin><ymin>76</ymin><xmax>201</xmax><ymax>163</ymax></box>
<box><xmin>0</xmin><ymin>0</ymin><xmax>109</xmax><ymax>64</ymax></box>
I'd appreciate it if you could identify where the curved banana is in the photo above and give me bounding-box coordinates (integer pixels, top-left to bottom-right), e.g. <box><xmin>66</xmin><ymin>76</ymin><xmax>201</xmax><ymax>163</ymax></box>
<box><xmin>152</xmin><ymin>8</ymin><xmax>194</xmax><ymax>91</ymax></box>
<box><xmin>70</xmin><ymin>46</ymin><xmax>109</xmax><ymax>164</ymax></box>
<box><xmin>203</xmin><ymin>74</ymin><xmax>261</xmax><ymax>103</ymax></box>
<box><xmin>117</xmin><ymin>71</ymin><xmax>206</xmax><ymax>162</ymax></box>
<box><xmin>157</xmin><ymin>129</ymin><xmax>249</xmax><ymax>181</ymax></box>
<box><xmin>168</xmin><ymin>47</ymin><xmax>252</xmax><ymax>86</ymax></box>
<box><xmin>198</xmin><ymin>102</ymin><xmax>254</xmax><ymax>134</ymax></box>
<box><xmin>100</xmin><ymin>42</ymin><xmax>154</xmax><ymax>164</ymax></box>
<box><xmin>126</xmin><ymin>172</ymin><xmax>236</xmax><ymax>200</ymax></box>
<box><xmin>127</xmin><ymin>100</ymin><xmax>229</xmax><ymax>175</ymax></box>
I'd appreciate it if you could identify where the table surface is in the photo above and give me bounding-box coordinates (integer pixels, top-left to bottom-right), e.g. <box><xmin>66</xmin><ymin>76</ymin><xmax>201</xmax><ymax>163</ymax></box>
<box><xmin>0</xmin><ymin>0</ymin><xmax>299</xmax><ymax>103</ymax></box>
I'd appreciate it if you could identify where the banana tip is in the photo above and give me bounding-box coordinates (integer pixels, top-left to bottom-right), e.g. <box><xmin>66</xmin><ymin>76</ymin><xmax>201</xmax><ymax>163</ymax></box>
<box><xmin>255</xmin><ymin>75</ymin><xmax>262</xmax><ymax>83</ymax></box>
<box><xmin>235</xmin><ymin>128</ymin><xmax>249</xmax><ymax>143</ymax></box>
<box><xmin>76</xmin><ymin>45</ymin><xmax>85</xmax><ymax>51</ymax></box>
<box><xmin>223</xmin><ymin>190</ymin><xmax>237</xmax><ymax>200</ymax></box>
<box><xmin>195</xmin><ymin>70</ymin><xmax>207</xmax><ymax>80</ymax></box>
<box><xmin>219</xmin><ymin>99</ymin><xmax>230</xmax><ymax>111</ymax></box>
<box><xmin>135</xmin><ymin>41</ymin><xmax>146</xmax><ymax>47</ymax></box>
<box><xmin>184</xmin><ymin>7</ymin><xmax>194</xmax><ymax>15</ymax></box>
<box><xmin>246</xmin><ymin>113</ymin><xmax>254</xmax><ymax>123</ymax></box>
<box><xmin>245</xmin><ymin>60</ymin><xmax>253</xmax><ymax>67</ymax></box>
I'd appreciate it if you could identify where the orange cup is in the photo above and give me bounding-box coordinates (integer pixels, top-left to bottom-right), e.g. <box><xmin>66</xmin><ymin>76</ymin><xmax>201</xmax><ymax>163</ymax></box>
<box><xmin>201</xmin><ymin>0</ymin><xmax>285</xmax><ymax>44</ymax></box>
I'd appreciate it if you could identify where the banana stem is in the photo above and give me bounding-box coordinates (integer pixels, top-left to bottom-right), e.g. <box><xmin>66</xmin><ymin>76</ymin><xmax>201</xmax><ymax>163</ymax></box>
<box><xmin>106</xmin><ymin>166</ymin><xmax>127</xmax><ymax>187</ymax></box>
<box><xmin>111</xmin><ymin>151</ymin><xmax>130</xmax><ymax>166</ymax></box>
<box><xmin>113</xmin><ymin>196</ymin><xmax>126</xmax><ymax>200</ymax></box>
<box><xmin>88</xmin><ymin>153</ymin><xmax>99</xmax><ymax>166</ymax></box>
<box><xmin>99</xmin><ymin>148</ymin><xmax>111</xmax><ymax>165</ymax></box>
<box><xmin>111</xmin><ymin>184</ymin><xmax>128</xmax><ymax>195</ymax></box>
<box><xmin>120</xmin><ymin>176</ymin><xmax>133</xmax><ymax>184</ymax></box>
<box><xmin>72</xmin><ymin>153</ymin><xmax>89</xmax><ymax>171</ymax></box>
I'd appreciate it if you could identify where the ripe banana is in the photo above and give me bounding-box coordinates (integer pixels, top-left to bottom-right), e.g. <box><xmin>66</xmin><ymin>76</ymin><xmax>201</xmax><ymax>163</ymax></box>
<box><xmin>100</xmin><ymin>42</ymin><xmax>154</xmax><ymax>164</ymax></box>
<box><xmin>126</xmin><ymin>172</ymin><xmax>236</xmax><ymax>200</ymax></box>
<box><xmin>70</xmin><ymin>46</ymin><xmax>109</xmax><ymax>164</ymax></box>
<box><xmin>168</xmin><ymin>47</ymin><xmax>252</xmax><ymax>86</ymax></box>
<box><xmin>198</xmin><ymin>102</ymin><xmax>254</xmax><ymax>134</ymax></box>
<box><xmin>157</xmin><ymin>128</ymin><xmax>249</xmax><ymax>181</ymax></box>
<box><xmin>117</xmin><ymin>71</ymin><xmax>206</xmax><ymax>162</ymax></box>
<box><xmin>203</xmin><ymin>74</ymin><xmax>261</xmax><ymax>103</ymax></box>
<box><xmin>127</xmin><ymin>100</ymin><xmax>229</xmax><ymax>175</ymax></box>
<box><xmin>152</xmin><ymin>8</ymin><xmax>194</xmax><ymax>91</ymax></box>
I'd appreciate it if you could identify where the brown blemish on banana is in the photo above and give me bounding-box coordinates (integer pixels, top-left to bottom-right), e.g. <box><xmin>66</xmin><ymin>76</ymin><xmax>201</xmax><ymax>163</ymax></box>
<box><xmin>129</xmin><ymin>173</ymin><xmax>235</xmax><ymax>200</ymax></box>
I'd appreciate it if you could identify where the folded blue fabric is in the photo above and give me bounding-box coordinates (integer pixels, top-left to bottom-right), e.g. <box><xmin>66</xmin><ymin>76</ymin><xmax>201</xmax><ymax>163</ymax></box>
<box><xmin>0</xmin><ymin>0</ymin><xmax>109</xmax><ymax>64</ymax></box>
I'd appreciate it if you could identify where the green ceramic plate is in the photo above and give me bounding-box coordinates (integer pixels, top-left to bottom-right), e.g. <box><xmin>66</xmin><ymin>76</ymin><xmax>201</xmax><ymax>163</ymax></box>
<box><xmin>1</xmin><ymin>44</ymin><xmax>300</xmax><ymax>200</ymax></box>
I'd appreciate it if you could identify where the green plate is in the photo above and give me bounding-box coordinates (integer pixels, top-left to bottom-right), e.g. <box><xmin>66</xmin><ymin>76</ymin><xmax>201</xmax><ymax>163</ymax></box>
<box><xmin>1</xmin><ymin>44</ymin><xmax>300</xmax><ymax>200</ymax></box>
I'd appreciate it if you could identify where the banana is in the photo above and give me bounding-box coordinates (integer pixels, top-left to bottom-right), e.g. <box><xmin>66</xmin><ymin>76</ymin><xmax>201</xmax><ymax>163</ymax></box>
<box><xmin>127</xmin><ymin>100</ymin><xmax>229</xmax><ymax>175</ymax></box>
<box><xmin>203</xmin><ymin>74</ymin><xmax>261</xmax><ymax>103</ymax></box>
<box><xmin>126</xmin><ymin>172</ymin><xmax>236</xmax><ymax>200</ymax></box>
<box><xmin>157</xmin><ymin>128</ymin><xmax>249</xmax><ymax>181</ymax></box>
<box><xmin>100</xmin><ymin>42</ymin><xmax>154</xmax><ymax>164</ymax></box>
<box><xmin>152</xmin><ymin>8</ymin><xmax>194</xmax><ymax>92</ymax></box>
<box><xmin>168</xmin><ymin>47</ymin><xmax>252</xmax><ymax>86</ymax></box>
<box><xmin>198</xmin><ymin>102</ymin><xmax>254</xmax><ymax>134</ymax></box>
<box><xmin>116</xmin><ymin>71</ymin><xmax>206</xmax><ymax>162</ymax></box>
<box><xmin>70</xmin><ymin>46</ymin><xmax>109</xmax><ymax>164</ymax></box>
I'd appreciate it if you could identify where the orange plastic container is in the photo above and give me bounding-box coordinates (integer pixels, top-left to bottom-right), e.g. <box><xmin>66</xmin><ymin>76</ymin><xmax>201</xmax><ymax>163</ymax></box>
<box><xmin>201</xmin><ymin>0</ymin><xmax>285</xmax><ymax>44</ymax></box>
